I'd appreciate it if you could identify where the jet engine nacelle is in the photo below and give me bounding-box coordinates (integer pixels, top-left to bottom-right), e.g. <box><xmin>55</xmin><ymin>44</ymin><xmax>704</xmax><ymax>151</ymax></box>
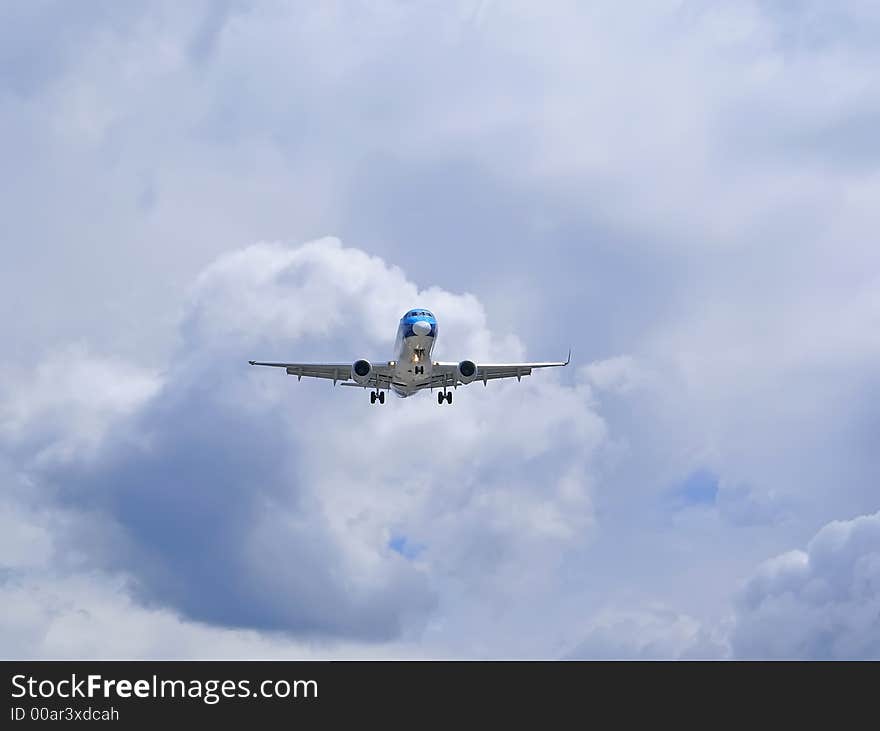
<box><xmin>457</xmin><ymin>359</ymin><xmax>478</xmax><ymax>384</ymax></box>
<box><xmin>351</xmin><ymin>359</ymin><xmax>373</xmax><ymax>385</ymax></box>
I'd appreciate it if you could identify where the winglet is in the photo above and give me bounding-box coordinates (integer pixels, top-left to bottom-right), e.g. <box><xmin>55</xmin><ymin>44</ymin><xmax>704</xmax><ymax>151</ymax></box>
<box><xmin>565</xmin><ymin>348</ymin><xmax>571</xmax><ymax>366</ymax></box>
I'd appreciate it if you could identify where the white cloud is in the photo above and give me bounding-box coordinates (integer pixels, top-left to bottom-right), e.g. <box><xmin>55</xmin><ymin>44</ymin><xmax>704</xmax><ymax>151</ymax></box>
<box><xmin>582</xmin><ymin>356</ymin><xmax>648</xmax><ymax>395</ymax></box>
<box><xmin>567</xmin><ymin>604</ymin><xmax>729</xmax><ymax>659</ymax></box>
<box><xmin>2</xmin><ymin>2</ymin><xmax>880</xmax><ymax>659</ymax></box>
<box><xmin>0</xmin><ymin>238</ymin><xmax>605</xmax><ymax>655</ymax></box>
<box><xmin>732</xmin><ymin>511</ymin><xmax>880</xmax><ymax>658</ymax></box>
<box><xmin>0</xmin><ymin>344</ymin><xmax>160</xmax><ymax>465</ymax></box>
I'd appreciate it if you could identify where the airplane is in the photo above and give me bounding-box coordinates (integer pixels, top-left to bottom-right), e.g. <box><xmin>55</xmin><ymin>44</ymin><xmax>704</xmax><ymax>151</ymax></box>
<box><xmin>249</xmin><ymin>308</ymin><xmax>570</xmax><ymax>404</ymax></box>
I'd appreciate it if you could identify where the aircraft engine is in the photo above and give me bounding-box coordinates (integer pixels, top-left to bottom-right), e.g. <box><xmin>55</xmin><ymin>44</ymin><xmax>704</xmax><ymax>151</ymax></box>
<box><xmin>351</xmin><ymin>359</ymin><xmax>373</xmax><ymax>385</ymax></box>
<box><xmin>457</xmin><ymin>359</ymin><xmax>478</xmax><ymax>384</ymax></box>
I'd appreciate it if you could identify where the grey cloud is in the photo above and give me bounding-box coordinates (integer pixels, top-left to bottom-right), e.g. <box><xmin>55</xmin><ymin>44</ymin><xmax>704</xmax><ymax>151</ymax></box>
<box><xmin>8</xmin><ymin>238</ymin><xmax>598</xmax><ymax>646</ymax></box>
<box><xmin>3</xmin><ymin>1</ymin><xmax>880</xmax><ymax>658</ymax></box>
<box><xmin>54</xmin><ymin>375</ymin><xmax>433</xmax><ymax>638</ymax></box>
<box><xmin>27</xmin><ymin>243</ymin><xmax>442</xmax><ymax>640</ymax></box>
<box><xmin>0</xmin><ymin>1</ymin><xmax>142</xmax><ymax>97</ymax></box>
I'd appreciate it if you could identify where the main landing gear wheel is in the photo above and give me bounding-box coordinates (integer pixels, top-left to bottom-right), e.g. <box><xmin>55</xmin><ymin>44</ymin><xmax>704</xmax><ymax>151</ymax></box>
<box><xmin>371</xmin><ymin>391</ymin><xmax>385</xmax><ymax>404</ymax></box>
<box><xmin>438</xmin><ymin>391</ymin><xmax>453</xmax><ymax>405</ymax></box>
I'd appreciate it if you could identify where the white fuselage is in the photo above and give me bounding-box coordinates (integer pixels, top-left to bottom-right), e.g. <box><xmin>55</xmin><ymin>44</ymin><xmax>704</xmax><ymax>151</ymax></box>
<box><xmin>391</xmin><ymin>310</ymin><xmax>438</xmax><ymax>397</ymax></box>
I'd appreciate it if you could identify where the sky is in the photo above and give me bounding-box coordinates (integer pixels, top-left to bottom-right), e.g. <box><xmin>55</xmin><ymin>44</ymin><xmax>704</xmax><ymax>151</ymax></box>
<box><xmin>1</xmin><ymin>0</ymin><xmax>879</xmax><ymax>659</ymax></box>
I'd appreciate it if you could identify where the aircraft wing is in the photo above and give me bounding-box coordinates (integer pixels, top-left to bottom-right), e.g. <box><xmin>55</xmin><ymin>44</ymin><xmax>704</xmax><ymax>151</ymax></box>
<box><xmin>427</xmin><ymin>350</ymin><xmax>570</xmax><ymax>389</ymax></box>
<box><xmin>248</xmin><ymin>360</ymin><xmax>396</xmax><ymax>388</ymax></box>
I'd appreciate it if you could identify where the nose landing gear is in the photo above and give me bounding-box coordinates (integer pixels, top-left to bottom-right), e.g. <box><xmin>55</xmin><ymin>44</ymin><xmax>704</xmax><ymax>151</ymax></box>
<box><xmin>437</xmin><ymin>390</ymin><xmax>452</xmax><ymax>405</ymax></box>
<box><xmin>370</xmin><ymin>390</ymin><xmax>385</xmax><ymax>404</ymax></box>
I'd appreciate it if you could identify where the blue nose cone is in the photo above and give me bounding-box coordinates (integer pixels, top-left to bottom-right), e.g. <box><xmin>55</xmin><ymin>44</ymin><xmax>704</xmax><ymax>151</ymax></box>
<box><xmin>412</xmin><ymin>320</ymin><xmax>432</xmax><ymax>336</ymax></box>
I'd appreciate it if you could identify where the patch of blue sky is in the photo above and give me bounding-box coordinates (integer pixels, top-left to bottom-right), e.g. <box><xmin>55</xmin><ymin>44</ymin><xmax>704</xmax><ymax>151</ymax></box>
<box><xmin>388</xmin><ymin>535</ymin><xmax>424</xmax><ymax>560</ymax></box>
<box><xmin>672</xmin><ymin>469</ymin><xmax>719</xmax><ymax>507</ymax></box>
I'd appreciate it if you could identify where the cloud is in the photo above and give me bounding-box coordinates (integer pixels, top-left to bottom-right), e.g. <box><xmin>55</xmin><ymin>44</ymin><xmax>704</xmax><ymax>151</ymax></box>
<box><xmin>732</xmin><ymin>510</ymin><xmax>880</xmax><ymax>658</ymax></box>
<box><xmin>0</xmin><ymin>343</ymin><xmax>160</xmax><ymax>466</ymax></box>
<box><xmin>566</xmin><ymin>605</ymin><xmax>729</xmax><ymax>660</ymax></box>
<box><xmin>3</xmin><ymin>2</ymin><xmax>880</xmax><ymax>659</ymax></box>
<box><xmin>2</xmin><ymin>238</ymin><xmax>601</xmax><ymax>649</ymax></box>
<box><xmin>582</xmin><ymin>356</ymin><xmax>649</xmax><ymax>396</ymax></box>
<box><xmin>0</xmin><ymin>569</ymin><xmax>428</xmax><ymax>660</ymax></box>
